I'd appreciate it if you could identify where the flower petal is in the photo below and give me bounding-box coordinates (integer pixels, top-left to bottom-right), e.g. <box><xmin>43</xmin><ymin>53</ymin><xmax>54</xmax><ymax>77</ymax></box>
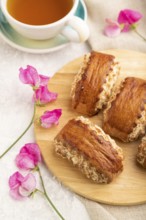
<box><xmin>40</xmin><ymin>109</ymin><xmax>62</xmax><ymax>128</ymax></box>
<box><xmin>15</xmin><ymin>153</ymin><xmax>35</xmax><ymax>170</ymax></box>
<box><xmin>118</xmin><ymin>9</ymin><xmax>143</xmax><ymax>32</ymax></box>
<box><xmin>104</xmin><ymin>18</ymin><xmax>121</xmax><ymax>37</ymax></box>
<box><xmin>33</xmin><ymin>86</ymin><xmax>58</xmax><ymax>105</ymax></box>
<box><xmin>20</xmin><ymin>143</ymin><xmax>41</xmax><ymax>166</ymax></box>
<box><xmin>39</xmin><ymin>74</ymin><xmax>50</xmax><ymax>86</ymax></box>
<box><xmin>19</xmin><ymin>65</ymin><xmax>40</xmax><ymax>87</ymax></box>
<box><xmin>20</xmin><ymin>173</ymin><xmax>36</xmax><ymax>196</ymax></box>
<box><xmin>10</xmin><ymin>188</ymin><xmax>24</xmax><ymax>200</ymax></box>
<box><xmin>9</xmin><ymin>172</ymin><xmax>36</xmax><ymax>200</ymax></box>
<box><xmin>18</xmin><ymin>187</ymin><xmax>32</xmax><ymax>197</ymax></box>
<box><xmin>118</xmin><ymin>9</ymin><xmax>143</xmax><ymax>24</ymax></box>
<box><xmin>9</xmin><ymin>171</ymin><xmax>24</xmax><ymax>189</ymax></box>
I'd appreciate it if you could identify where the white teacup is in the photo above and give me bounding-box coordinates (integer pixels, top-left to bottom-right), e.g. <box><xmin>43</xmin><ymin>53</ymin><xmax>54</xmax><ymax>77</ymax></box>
<box><xmin>1</xmin><ymin>0</ymin><xmax>89</xmax><ymax>42</ymax></box>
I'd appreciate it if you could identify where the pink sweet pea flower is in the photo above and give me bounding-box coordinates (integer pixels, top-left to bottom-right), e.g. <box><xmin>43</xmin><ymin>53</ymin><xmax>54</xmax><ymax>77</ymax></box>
<box><xmin>40</xmin><ymin>109</ymin><xmax>62</xmax><ymax>128</ymax></box>
<box><xmin>118</xmin><ymin>9</ymin><xmax>143</xmax><ymax>32</ymax></box>
<box><xmin>9</xmin><ymin>172</ymin><xmax>36</xmax><ymax>200</ymax></box>
<box><xmin>19</xmin><ymin>65</ymin><xmax>40</xmax><ymax>87</ymax></box>
<box><xmin>15</xmin><ymin>143</ymin><xmax>41</xmax><ymax>170</ymax></box>
<box><xmin>19</xmin><ymin>65</ymin><xmax>50</xmax><ymax>88</ymax></box>
<box><xmin>104</xmin><ymin>18</ymin><xmax>121</xmax><ymax>37</ymax></box>
<box><xmin>33</xmin><ymin>85</ymin><xmax>58</xmax><ymax>105</ymax></box>
<box><xmin>39</xmin><ymin>74</ymin><xmax>50</xmax><ymax>86</ymax></box>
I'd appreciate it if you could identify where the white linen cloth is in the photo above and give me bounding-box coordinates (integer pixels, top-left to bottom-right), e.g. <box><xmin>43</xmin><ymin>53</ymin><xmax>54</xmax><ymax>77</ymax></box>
<box><xmin>80</xmin><ymin>0</ymin><xmax>146</xmax><ymax>219</ymax></box>
<box><xmin>0</xmin><ymin>39</ymin><xmax>91</xmax><ymax>220</ymax></box>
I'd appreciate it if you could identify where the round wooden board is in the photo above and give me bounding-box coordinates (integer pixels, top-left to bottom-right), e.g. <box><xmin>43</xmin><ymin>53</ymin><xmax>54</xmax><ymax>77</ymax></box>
<box><xmin>34</xmin><ymin>49</ymin><xmax>146</xmax><ymax>205</ymax></box>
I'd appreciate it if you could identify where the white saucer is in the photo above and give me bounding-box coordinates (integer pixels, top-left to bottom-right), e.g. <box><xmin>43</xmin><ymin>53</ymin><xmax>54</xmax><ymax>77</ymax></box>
<box><xmin>0</xmin><ymin>0</ymin><xmax>87</xmax><ymax>54</ymax></box>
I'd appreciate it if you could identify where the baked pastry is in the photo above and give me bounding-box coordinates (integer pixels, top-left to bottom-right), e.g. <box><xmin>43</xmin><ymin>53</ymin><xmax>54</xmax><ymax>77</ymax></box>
<box><xmin>103</xmin><ymin>77</ymin><xmax>146</xmax><ymax>142</ymax></box>
<box><xmin>137</xmin><ymin>136</ymin><xmax>146</xmax><ymax>168</ymax></box>
<box><xmin>54</xmin><ymin>116</ymin><xmax>123</xmax><ymax>183</ymax></box>
<box><xmin>71</xmin><ymin>51</ymin><xmax>120</xmax><ymax>116</ymax></box>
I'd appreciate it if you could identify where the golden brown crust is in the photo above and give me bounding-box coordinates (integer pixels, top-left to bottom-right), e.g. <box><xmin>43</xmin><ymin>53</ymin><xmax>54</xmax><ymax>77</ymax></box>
<box><xmin>54</xmin><ymin>117</ymin><xmax>123</xmax><ymax>183</ymax></box>
<box><xmin>103</xmin><ymin>77</ymin><xmax>146</xmax><ymax>142</ymax></box>
<box><xmin>137</xmin><ymin>136</ymin><xmax>146</xmax><ymax>168</ymax></box>
<box><xmin>71</xmin><ymin>51</ymin><xmax>116</xmax><ymax>116</ymax></box>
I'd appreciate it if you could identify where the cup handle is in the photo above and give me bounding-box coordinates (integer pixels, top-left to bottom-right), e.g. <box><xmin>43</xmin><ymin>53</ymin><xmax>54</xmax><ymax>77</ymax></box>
<box><xmin>61</xmin><ymin>16</ymin><xmax>90</xmax><ymax>43</ymax></box>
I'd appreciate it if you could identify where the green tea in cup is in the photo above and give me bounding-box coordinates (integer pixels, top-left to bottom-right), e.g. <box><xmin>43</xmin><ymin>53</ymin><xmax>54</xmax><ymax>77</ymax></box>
<box><xmin>7</xmin><ymin>0</ymin><xmax>73</xmax><ymax>25</ymax></box>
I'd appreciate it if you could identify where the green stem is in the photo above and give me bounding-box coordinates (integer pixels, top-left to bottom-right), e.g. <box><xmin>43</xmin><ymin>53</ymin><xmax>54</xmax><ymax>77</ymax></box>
<box><xmin>134</xmin><ymin>29</ymin><xmax>146</xmax><ymax>41</ymax></box>
<box><xmin>35</xmin><ymin>188</ymin><xmax>44</xmax><ymax>195</ymax></box>
<box><xmin>0</xmin><ymin>105</ymin><xmax>36</xmax><ymax>159</ymax></box>
<box><xmin>37</xmin><ymin>166</ymin><xmax>65</xmax><ymax>220</ymax></box>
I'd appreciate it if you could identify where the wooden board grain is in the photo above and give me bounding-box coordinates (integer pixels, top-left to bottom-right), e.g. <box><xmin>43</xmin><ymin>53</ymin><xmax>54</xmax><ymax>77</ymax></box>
<box><xmin>34</xmin><ymin>49</ymin><xmax>146</xmax><ymax>205</ymax></box>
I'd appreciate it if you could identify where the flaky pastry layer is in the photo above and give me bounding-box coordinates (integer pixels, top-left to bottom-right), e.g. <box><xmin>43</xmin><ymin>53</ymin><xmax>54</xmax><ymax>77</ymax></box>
<box><xmin>54</xmin><ymin>116</ymin><xmax>123</xmax><ymax>183</ymax></box>
<box><xmin>71</xmin><ymin>51</ymin><xmax>120</xmax><ymax>116</ymax></box>
<box><xmin>55</xmin><ymin>140</ymin><xmax>109</xmax><ymax>183</ymax></box>
<box><xmin>137</xmin><ymin>136</ymin><xmax>146</xmax><ymax>168</ymax></box>
<box><xmin>103</xmin><ymin>77</ymin><xmax>146</xmax><ymax>142</ymax></box>
<box><xmin>95</xmin><ymin>61</ymin><xmax>120</xmax><ymax>110</ymax></box>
